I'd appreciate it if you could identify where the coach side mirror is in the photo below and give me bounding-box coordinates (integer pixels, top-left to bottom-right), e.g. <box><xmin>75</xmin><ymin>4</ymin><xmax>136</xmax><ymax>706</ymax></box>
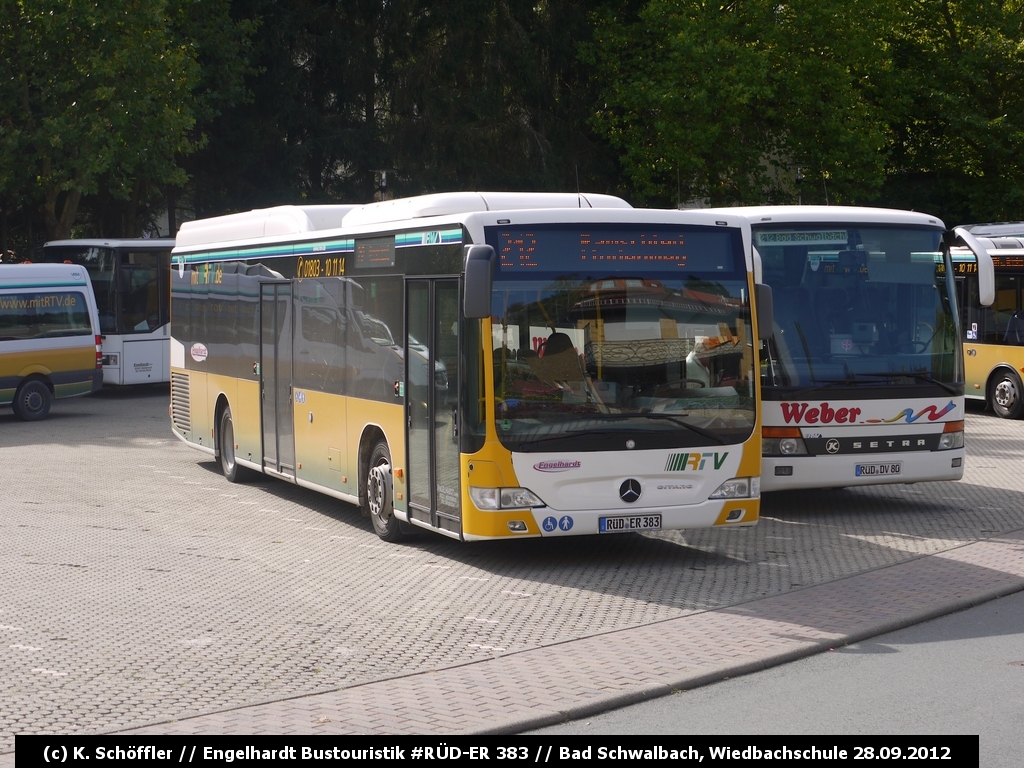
<box><xmin>954</xmin><ymin>227</ymin><xmax>995</xmax><ymax>307</ymax></box>
<box><xmin>464</xmin><ymin>245</ymin><xmax>496</xmax><ymax>319</ymax></box>
<box><xmin>755</xmin><ymin>283</ymin><xmax>773</xmax><ymax>342</ymax></box>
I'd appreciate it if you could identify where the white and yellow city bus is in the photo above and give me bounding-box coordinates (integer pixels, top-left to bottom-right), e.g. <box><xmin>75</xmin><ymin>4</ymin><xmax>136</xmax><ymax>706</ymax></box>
<box><xmin>704</xmin><ymin>207</ymin><xmax>994</xmax><ymax>491</ymax></box>
<box><xmin>169</xmin><ymin>192</ymin><xmax>771</xmax><ymax>541</ymax></box>
<box><xmin>951</xmin><ymin>224</ymin><xmax>1024</xmax><ymax>418</ymax></box>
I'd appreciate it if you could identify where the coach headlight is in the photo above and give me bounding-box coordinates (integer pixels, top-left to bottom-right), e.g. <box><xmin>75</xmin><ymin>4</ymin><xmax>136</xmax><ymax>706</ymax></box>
<box><xmin>762</xmin><ymin>427</ymin><xmax>807</xmax><ymax>457</ymax></box>
<box><xmin>937</xmin><ymin>421</ymin><xmax>964</xmax><ymax>450</ymax></box>
<box><xmin>469</xmin><ymin>486</ymin><xmax>546</xmax><ymax>510</ymax></box>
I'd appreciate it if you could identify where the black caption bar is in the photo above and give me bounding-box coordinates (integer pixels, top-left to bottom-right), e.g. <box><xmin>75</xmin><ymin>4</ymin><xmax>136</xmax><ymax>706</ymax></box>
<box><xmin>14</xmin><ymin>735</ymin><xmax>978</xmax><ymax>768</ymax></box>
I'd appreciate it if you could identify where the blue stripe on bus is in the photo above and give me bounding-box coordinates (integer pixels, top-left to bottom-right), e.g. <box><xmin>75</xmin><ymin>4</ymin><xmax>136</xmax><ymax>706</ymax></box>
<box><xmin>176</xmin><ymin>228</ymin><xmax>463</xmax><ymax>264</ymax></box>
<box><xmin>0</xmin><ymin>281</ymin><xmax>87</xmax><ymax>289</ymax></box>
<box><xmin>176</xmin><ymin>238</ymin><xmax>356</xmax><ymax>264</ymax></box>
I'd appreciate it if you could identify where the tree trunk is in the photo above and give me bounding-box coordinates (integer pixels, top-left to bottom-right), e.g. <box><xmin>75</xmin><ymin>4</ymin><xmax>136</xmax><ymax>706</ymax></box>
<box><xmin>43</xmin><ymin>185</ymin><xmax>83</xmax><ymax>240</ymax></box>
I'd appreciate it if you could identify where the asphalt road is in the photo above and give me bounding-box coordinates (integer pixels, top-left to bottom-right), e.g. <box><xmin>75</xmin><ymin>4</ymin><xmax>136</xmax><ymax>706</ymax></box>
<box><xmin>2</xmin><ymin>388</ymin><xmax>1023</xmax><ymax>750</ymax></box>
<box><xmin>533</xmin><ymin>590</ymin><xmax>1024</xmax><ymax>767</ymax></box>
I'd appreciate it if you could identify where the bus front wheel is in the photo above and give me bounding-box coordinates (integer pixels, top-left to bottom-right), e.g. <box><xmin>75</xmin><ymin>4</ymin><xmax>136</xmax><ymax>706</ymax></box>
<box><xmin>364</xmin><ymin>440</ymin><xmax>404</xmax><ymax>541</ymax></box>
<box><xmin>13</xmin><ymin>380</ymin><xmax>52</xmax><ymax>421</ymax></box>
<box><xmin>990</xmin><ymin>370</ymin><xmax>1024</xmax><ymax>419</ymax></box>
<box><xmin>219</xmin><ymin>407</ymin><xmax>255</xmax><ymax>482</ymax></box>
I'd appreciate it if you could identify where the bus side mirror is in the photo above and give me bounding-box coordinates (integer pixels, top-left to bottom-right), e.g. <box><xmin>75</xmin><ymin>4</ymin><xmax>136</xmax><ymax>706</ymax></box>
<box><xmin>752</xmin><ymin>246</ymin><xmax>764</xmax><ymax>285</ymax></box>
<box><xmin>954</xmin><ymin>227</ymin><xmax>995</xmax><ymax>307</ymax></box>
<box><xmin>755</xmin><ymin>283</ymin><xmax>773</xmax><ymax>342</ymax></box>
<box><xmin>464</xmin><ymin>245</ymin><xmax>496</xmax><ymax>319</ymax></box>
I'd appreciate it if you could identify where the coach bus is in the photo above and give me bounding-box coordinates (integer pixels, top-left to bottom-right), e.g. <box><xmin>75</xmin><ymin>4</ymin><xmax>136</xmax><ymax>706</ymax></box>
<box><xmin>704</xmin><ymin>206</ymin><xmax>994</xmax><ymax>491</ymax></box>
<box><xmin>169</xmin><ymin>192</ymin><xmax>772</xmax><ymax>542</ymax></box>
<box><xmin>41</xmin><ymin>238</ymin><xmax>174</xmax><ymax>385</ymax></box>
<box><xmin>951</xmin><ymin>224</ymin><xmax>1024</xmax><ymax>418</ymax></box>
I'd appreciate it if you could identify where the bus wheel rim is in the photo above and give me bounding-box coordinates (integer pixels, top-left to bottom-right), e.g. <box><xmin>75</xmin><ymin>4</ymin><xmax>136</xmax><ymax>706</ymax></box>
<box><xmin>995</xmin><ymin>379</ymin><xmax>1017</xmax><ymax>409</ymax></box>
<box><xmin>368</xmin><ymin>463</ymin><xmax>390</xmax><ymax>520</ymax></box>
<box><xmin>223</xmin><ymin>418</ymin><xmax>235</xmax><ymax>472</ymax></box>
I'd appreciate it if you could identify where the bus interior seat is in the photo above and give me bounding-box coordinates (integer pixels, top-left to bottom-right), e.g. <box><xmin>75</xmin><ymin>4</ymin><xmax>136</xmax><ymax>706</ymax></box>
<box><xmin>529</xmin><ymin>331</ymin><xmax>586</xmax><ymax>390</ymax></box>
<box><xmin>1004</xmin><ymin>311</ymin><xmax>1024</xmax><ymax>345</ymax></box>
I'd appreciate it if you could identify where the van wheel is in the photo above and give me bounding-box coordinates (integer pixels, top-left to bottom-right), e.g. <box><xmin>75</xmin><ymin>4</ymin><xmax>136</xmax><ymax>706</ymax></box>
<box><xmin>219</xmin><ymin>407</ymin><xmax>255</xmax><ymax>482</ymax></box>
<box><xmin>363</xmin><ymin>440</ymin><xmax>404</xmax><ymax>541</ymax></box>
<box><xmin>990</xmin><ymin>370</ymin><xmax>1024</xmax><ymax>419</ymax></box>
<box><xmin>13</xmin><ymin>380</ymin><xmax>52</xmax><ymax>421</ymax></box>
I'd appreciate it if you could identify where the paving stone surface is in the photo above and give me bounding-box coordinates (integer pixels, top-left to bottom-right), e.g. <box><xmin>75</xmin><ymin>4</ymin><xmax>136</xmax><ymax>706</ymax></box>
<box><xmin>1</xmin><ymin>387</ymin><xmax>1023</xmax><ymax>748</ymax></box>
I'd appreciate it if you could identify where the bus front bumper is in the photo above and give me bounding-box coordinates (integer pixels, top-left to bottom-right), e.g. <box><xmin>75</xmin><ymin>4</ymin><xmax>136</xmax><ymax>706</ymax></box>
<box><xmin>462</xmin><ymin>497</ymin><xmax>759</xmax><ymax>540</ymax></box>
<box><xmin>761</xmin><ymin>449</ymin><xmax>965</xmax><ymax>492</ymax></box>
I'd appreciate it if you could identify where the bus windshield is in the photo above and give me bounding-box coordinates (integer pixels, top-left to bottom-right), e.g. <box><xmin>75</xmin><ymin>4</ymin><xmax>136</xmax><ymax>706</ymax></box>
<box><xmin>485</xmin><ymin>224</ymin><xmax>755</xmax><ymax>452</ymax></box>
<box><xmin>44</xmin><ymin>246</ymin><xmax>118</xmax><ymax>333</ymax></box>
<box><xmin>755</xmin><ymin>225</ymin><xmax>960</xmax><ymax>397</ymax></box>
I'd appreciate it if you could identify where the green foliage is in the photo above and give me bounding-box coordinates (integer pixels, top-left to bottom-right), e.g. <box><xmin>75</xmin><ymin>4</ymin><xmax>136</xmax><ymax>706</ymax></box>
<box><xmin>879</xmin><ymin>0</ymin><xmax>1024</xmax><ymax>223</ymax></box>
<box><xmin>185</xmin><ymin>0</ymin><xmax>628</xmax><ymax>217</ymax></box>
<box><xmin>587</xmin><ymin>0</ymin><xmax>894</xmax><ymax>206</ymax></box>
<box><xmin>3</xmin><ymin>0</ymin><xmax>1024</xmax><ymax>240</ymax></box>
<box><xmin>0</xmin><ymin>0</ymin><xmax>201</xmax><ymax>239</ymax></box>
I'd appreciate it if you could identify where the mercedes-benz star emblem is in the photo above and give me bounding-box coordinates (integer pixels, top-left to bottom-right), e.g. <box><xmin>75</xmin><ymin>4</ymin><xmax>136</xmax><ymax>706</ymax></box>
<box><xmin>825</xmin><ymin>438</ymin><xmax>840</xmax><ymax>454</ymax></box>
<box><xmin>619</xmin><ymin>478</ymin><xmax>642</xmax><ymax>503</ymax></box>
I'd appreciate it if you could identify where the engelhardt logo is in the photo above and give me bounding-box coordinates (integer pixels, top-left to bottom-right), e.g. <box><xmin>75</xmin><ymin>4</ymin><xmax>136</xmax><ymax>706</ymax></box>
<box><xmin>780</xmin><ymin>402</ymin><xmax>862</xmax><ymax>425</ymax></box>
<box><xmin>533</xmin><ymin>460</ymin><xmax>582</xmax><ymax>473</ymax></box>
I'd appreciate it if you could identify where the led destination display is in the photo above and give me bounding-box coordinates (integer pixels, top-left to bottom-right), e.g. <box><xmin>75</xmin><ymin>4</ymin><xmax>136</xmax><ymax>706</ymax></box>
<box><xmin>488</xmin><ymin>225</ymin><xmax>741</xmax><ymax>274</ymax></box>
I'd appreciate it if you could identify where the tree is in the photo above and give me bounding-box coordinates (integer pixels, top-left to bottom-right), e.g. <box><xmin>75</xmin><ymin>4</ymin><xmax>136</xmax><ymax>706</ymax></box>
<box><xmin>185</xmin><ymin>0</ymin><xmax>631</xmax><ymax>218</ymax></box>
<box><xmin>0</xmin><ymin>0</ymin><xmax>202</xmax><ymax>241</ymax></box>
<box><xmin>879</xmin><ymin>0</ymin><xmax>1024</xmax><ymax>224</ymax></box>
<box><xmin>586</xmin><ymin>0</ymin><xmax>895</xmax><ymax>207</ymax></box>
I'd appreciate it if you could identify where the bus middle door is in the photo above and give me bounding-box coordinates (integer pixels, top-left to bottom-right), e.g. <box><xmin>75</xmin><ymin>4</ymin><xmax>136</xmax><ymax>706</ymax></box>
<box><xmin>260</xmin><ymin>281</ymin><xmax>295</xmax><ymax>478</ymax></box>
<box><xmin>405</xmin><ymin>279</ymin><xmax>461</xmax><ymax>536</ymax></box>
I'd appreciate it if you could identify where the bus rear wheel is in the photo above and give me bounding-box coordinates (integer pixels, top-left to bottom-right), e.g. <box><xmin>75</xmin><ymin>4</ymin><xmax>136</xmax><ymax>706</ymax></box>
<box><xmin>13</xmin><ymin>380</ymin><xmax>52</xmax><ymax>421</ymax></box>
<box><xmin>364</xmin><ymin>440</ymin><xmax>405</xmax><ymax>541</ymax></box>
<box><xmin>990</xmin><ymin>370</ymin><xmax>1024</xmax><ymax>419</ymax></box>
<box><xmin>219</xmin><ymin>407</ymin><xmax>255</xmax><ymax>482</ymax></box>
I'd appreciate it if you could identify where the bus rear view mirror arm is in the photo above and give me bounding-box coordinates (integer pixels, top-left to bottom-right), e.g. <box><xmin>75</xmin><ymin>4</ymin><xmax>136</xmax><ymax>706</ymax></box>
<box><xmin>954</xmin><ymin>227</ymin><xmax>995</xmax><ymax>307</ymax></box>
<box><xmin>464</xmin><ymin>244</ymin><xmax>496</xmax><ymax>319</ymax></box>
<box><xmin>755</xmin><ymin>283</ymin><xmax>773</xmax><ymax>341</ymax></box>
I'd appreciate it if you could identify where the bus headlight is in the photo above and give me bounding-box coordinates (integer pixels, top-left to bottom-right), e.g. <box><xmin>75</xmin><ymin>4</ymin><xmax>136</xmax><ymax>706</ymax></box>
<box><xmin>709</xmin><ymin>478</ymin><xmax>754</xmax><ymax>499</ymax></box>
<box><xmin>762</xmin><ymin>428</ymin><xmax>807</xmax><ymax>457</ymax></box>
<box><xmin>469</xmin><ymin>486</ymin><xmax>545</xmax><ymax>510</ymax></box>
<box><xmin>938</xmin><ymin>421</ymin><xmax>964</xmax><ymax>450</ymax></box>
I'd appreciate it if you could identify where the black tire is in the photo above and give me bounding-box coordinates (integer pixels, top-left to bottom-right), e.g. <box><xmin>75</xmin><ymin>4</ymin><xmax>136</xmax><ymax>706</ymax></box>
<box><xmin>219</xmin><ymin>407</ymin><xmax>255</xmax><ymax>482</ymax></box>
<box><xmin>363</xmin><ymin>439</ymin><xmax>404</xmax><ymax>541</ymax></box>
<box><xmin>12</xmin><ymin>380</ymin><xmax>52</xmax><ymax>421</ymax></box>
<box><xmin>990</xmin><ymin>370</ymin><xmax>1024</xmax><ymax>419</ymax></box>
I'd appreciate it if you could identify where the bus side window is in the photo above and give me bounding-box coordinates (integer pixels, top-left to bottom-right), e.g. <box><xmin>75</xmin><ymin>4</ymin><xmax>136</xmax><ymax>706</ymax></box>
<box><xmin>987</xmin><ymin>275</ymin><xmax>1020</xmax><ymax>343</ymax></box>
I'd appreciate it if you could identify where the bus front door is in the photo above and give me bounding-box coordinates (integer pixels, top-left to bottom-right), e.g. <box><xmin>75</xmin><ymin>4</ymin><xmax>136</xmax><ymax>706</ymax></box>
<box><xmin>406</xmin><ymin>279</ymin><xmax>461</xmax><ymax>536</ymax></box>
<box><xmin>260</xmin><ymin>282</ymin><xmax>295</xmax><ymax>477</ymax></box>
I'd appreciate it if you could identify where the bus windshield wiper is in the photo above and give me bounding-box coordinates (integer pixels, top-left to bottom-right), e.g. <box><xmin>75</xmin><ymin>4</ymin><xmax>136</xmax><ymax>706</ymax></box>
<box><xmin>632</xmin><ymin>412</ymin><xmax>728</xmax><ymax>444</ymax></box>
<box><xmin>789</xmin><ymin>379</ymin><xmax>860</xmax><ymax>398</ymax></box>
<box><xmin>517</xmin><ymin>429</ymin><xmax>629</xmax><ymax>450</ymax></box>
<box><xmin>851</xmin><ymin>371</ymin><xmax>959</xmax><ymax>395</ymax></box>
<box><xmin>517</xmin><ymin>413</ymin><xmax>728</xmax><ymax>449</ymax></box>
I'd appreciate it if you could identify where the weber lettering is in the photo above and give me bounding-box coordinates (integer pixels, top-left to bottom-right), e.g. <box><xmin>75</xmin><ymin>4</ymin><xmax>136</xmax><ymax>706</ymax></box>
<box><xmin>780</xmin><ymin>402</ymin><xmax>861</xmax><ymax>424</ymax></box>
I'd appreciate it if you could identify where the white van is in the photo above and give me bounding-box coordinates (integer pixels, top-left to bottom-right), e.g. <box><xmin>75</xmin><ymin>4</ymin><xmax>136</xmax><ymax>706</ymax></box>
<box><xmin>0</xmin><ymin>264</ymin><xmax>103</xmax><ymax>420</ymax></box>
